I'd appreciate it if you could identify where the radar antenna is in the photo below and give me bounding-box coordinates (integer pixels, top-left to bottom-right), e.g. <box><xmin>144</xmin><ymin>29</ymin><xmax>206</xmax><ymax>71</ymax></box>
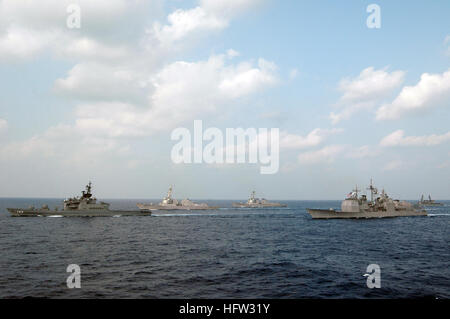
<box><xmin>81</xmin><ymin>181</ymin><xmax>93</xmax><ymax>198</ymax></box>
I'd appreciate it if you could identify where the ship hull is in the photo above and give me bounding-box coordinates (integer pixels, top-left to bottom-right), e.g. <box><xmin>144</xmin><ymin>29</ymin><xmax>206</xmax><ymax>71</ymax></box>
<box><xmin>232</xmin><ymin>203</ymin><xmax>287</xmax><ymax>208</ymax></box>
<box><xmin>307</xmin><ymin>208</ymin><xmax>427</xmax><ymax>219</ymax></box>
<box><xmin>137</xmin><ymin>203</ymin><xmax>218</xmax><ymax>211</ymax></box>
<box><xmin>7</xmin><ymin>208</ymin><xmax>152</xmax><ymax>217</ymax></box>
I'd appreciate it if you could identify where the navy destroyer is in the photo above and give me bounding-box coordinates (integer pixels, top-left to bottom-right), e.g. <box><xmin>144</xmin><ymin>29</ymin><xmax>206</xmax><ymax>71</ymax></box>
<box><xmin>232</xmin><ymin>191</ymin><xmax>287</xmax><ymax>208</ymax></box>
<box><xmin>137</xmin><ymin>186</ymin><xmax>218</xmax><ymax>210</ymax></box>
<box><xmin>7</xmin><ymin>182</ymin><xmax>152</xmax><ymax>217</ymax></box>
<box><xmin>307</xmin><ymin>180</ymin><xmax>427</xmax><ymax>219</ymax></box>
<box><xmin>418</xmin><ymin>194</ymin><xmax>443</xmax><ymax>206</ymax></box>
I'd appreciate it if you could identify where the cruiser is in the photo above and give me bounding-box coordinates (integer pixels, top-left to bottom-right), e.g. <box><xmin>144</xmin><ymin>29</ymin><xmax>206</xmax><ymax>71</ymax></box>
<box><xmin>307</xmin><ymin>180</ymin><xmax>427</xmax><ymax>219</ymax></box>
<box><xmin>137</xmin><ymin>186</ymin><xmax>218</xmax><ymax>210</ymax></box>
<box><xmin>7</xmin><ymin>182</ymin><xmax>152</xmax><ymax>217</ymax></box>
<box><xmin>232</xmin><ymin>191</ymin><xmax>287</xmax><ymax>208</ymax></box>
<box><xmin>418</xmin><ymin>194</ymin><xmax>443</xmax><ymax>206</ymax></box>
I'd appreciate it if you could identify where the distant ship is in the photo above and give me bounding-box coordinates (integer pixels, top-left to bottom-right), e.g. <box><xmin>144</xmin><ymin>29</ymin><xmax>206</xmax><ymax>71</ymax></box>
<box><xmin>307</xmin><ymin>180</ymin><xmax>427</xmax><ymax>219</ymax></box>
<box><xmin>7</xmin><ymin>182</ymin><xmax>152</xmax><ymax>217</ymax></box>
<box><xmin>137</xmin><ymin>186</ymin><xmax>218</xmax><ymax>210</ymax></box>
<box><xmin>232</xmin><ymin>191</ymin><xmax>287</xmax><ymax>208</ymax></box>
<box><xmin>418</xmin><ymin>194</ymin><xmax>443</xmax><ymax>206</ymax></box>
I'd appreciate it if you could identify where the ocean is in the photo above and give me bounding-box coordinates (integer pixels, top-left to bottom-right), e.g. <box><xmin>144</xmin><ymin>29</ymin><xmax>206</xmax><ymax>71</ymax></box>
<box><xmin>0</xmin><ymin>198</ymin><xmax>449</xmax><ymax>298</ymax></box>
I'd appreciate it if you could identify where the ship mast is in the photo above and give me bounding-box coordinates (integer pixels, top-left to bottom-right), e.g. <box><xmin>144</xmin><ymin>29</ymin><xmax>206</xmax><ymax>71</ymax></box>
<box><xmin>83</xmin><ymin>181</ymin><xmax>92</xmax><ymax>198</ymax></box>
<box><xmin>353</xmin><ymin>185</ymin><xmax>360</xmax><ymax>198</ymax></box>
<box><xmin>166</xmin><ymin>185</ymin><xmax>173</xmax><ymax>200</ymax></box>
<box><xmin>367</xmin><ymin>178</ymin><xmax>377</xmax><ymax>203</ymax></box>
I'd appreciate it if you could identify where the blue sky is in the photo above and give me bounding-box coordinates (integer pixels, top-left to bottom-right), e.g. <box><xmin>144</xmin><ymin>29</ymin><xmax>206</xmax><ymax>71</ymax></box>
<box><xmin>0</xmin><ymin>0</ymin><xmax>449</xmax><ymax>199</ymax></box>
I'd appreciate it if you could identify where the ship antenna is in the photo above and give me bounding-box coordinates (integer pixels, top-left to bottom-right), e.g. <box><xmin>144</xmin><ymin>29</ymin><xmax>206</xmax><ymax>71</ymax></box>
<box><xmin>353</xmin><ymin>185</ymin><xmax>359</xmax><ymax>198</ymax></box>
<box><xmin>167</xmin><ymin>185</ymin><xmax>173</xmax><ymax>199</ymax></box>
<box><xmin>367</xmin><ymin>178</ymin><xmax>375</xmax><ymax>203</ymax></box>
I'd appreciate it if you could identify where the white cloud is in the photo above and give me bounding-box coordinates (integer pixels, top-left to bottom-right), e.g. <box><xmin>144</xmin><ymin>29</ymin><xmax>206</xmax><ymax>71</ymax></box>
<box><xmin>200</xmin><ymin>0</ymin><xmax>264</xmax><ymax>17</ymax></box>
<box><xmin>289</xmin><ymin>68</ymin><xmax>298</xmax><ymax>80</ymax></box>
<box><xmin>226</xmin><ymin>49</ymin><xmax>240</xmax><ymax>58</ymax></box>
<box><xmin>56</xmin><ymin>37</ymin><xmax>131</xmax><ymax>61</ymax></box>
<box><xmin>280</xmin><ymin>128</ymin><xmax>343</xmax><ymax>150</ymax></box>
<box><xmin>0</xmin><ymin>118</ymin><xmax>7</xmax><ymax>131</ymax></box>
<box><xmin>382</xmin><ymin>160</ymin><xmax>405</xmax><ymax>171</ymax></box>
<box><xmin>210</xmin><ymin>127</ymin><xmax>341</xmax><ymax>166</ymax></box>
<box><xmin>152</xmin><ymin>6</ymin><xmax>227</xmax><ymax>45</ymax></box>
<box><xmin>380</xmin><ymin>130</ymin><xmax>450</xmax><ymax>147</ymax></box>
<box><xmin>330</xmin><ymin>67</ymin><xmax>405</xmax><ymax>124</ymax></box>
<box><xmin>346</xmin><ymin>145</ymin><xmax>379</xmax><ymax>159</ymax></box>
<box><xmin>297</xmin><ymin>144</ymin><xmax>379</xmax><ymax>164</ymax></box>
<box><xmin>218</xmin><ymin>58</ymin><xmax>277</xmax><ymax>98</ymax></box>
<box><xmin>74</xmin><ymin>102</ymin><xmax>148</xmax><ymax>137</ymax></box>
<box><xmin>54</xmin><ymin>62</ymin><xmax>150</xmax><ymax>104</ymax></box>
<box><xmin>1</xmin><ymin>0</ymin><xmax>275</xmax><ymax>135</ymax></box>
<box><xmin>0</xmin><ymin>27</ymin><xmax>56</xmax><ymax>61</ymax></box>
<box><xmin>151</xmin><ymin>54</ymin><xmax>277</xmax><ymax>128</ymax></box>
<box><xmin>437</xmin><ymin>153</ymin><xmax>450</xmax><ymax>169</ymax></box>
<box><xmin>0</xmin><ymin>124</ymin><xmax>129</xmax><ymax>167</ymax></box>
<box><xmin>151</xmin><ymin>0</ymin><xmax>263</xmax><ymax>46</ymax></box>
<box><xmin>298</xmin><ymin>145</ymin><xmax>347</xmax><ymax>164</ymax></box>
<box><xmin>376</xmin><ymin>68</ymin><xmax>450</xmax><ymax>120</ymax></box>
<box><xmin>13</xmin><ymin>0</ymin><xmax>268</xmax><ymax>139</ymax></box>
<box><xmin>0</xmin><ymin>0</ymin><xmax>278</xmax><ymax>171</ymax></box>
<box><xmin>67</xmin><ymin>53</ymin><xmax>278</xmax><ymax>137</ymax></box>
<box><xmin>0</xmin><ymin>0</ymin><xmax>162</xmax><ymax>62</ymax></box>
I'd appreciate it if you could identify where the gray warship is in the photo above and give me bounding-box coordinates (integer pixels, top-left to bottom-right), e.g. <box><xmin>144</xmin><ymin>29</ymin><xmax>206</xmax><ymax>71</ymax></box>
<box><xmin>418</xmin><ymin>194</ymin><xmax>443</xmax><ymax>206</ymax></box>
<box><xmin>307</xmin><ymin>180</ymin><xmax>427</xmax><ymax>219</ymax></box>
<box><xmin>7</xmin><ymin>182</ymin><xmax>152</xmax><ymax>217</ymax></box>
<box><xmin>137</xmin><ymin>186</ymin><xmax>218</xmax><ymax>210</ymax></box>
<box><xmin>232</xmin><ymin>191</ymin><xmax>287</xmax><ymax>208</ymax></box>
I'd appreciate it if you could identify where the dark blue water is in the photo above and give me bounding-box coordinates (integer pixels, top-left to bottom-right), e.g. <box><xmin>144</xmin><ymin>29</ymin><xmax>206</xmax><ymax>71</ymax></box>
<box><xmin>0</xmin><ymin>198</ymin><xmax>449</xmax><ymax>298</ymax></box>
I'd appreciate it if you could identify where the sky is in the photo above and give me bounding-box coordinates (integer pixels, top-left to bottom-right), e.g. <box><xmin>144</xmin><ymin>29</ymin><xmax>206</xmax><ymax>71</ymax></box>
<box><xmin>0</xmin><ymin>0</ymin><xmax>449</xmax><ymax>200</ymax></box>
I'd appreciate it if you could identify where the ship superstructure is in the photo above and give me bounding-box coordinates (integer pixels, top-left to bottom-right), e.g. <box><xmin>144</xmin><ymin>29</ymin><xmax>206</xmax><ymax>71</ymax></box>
<box><xmin>232</xmin><ymin>191</ymin><xmax>287</xmax><ymax>208</ymax></box>
<box><xmin>137</xmin><ymin>186</ymin><xmax>218</xmax><ymax>210</ymax></box>
<box><xmin>7</xmin><ymin>182</ymin><xmax>151</xmax><ymax>217</ymax></box>
<box><xmin>418</xmin><ymin>194</ymin><xmax>443</xmax><ymax>206</ymax></box>
<box><xmin>307</xmin><ymin>180</ymin><xmax>427</xmax><ymax>219</ymax></box>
